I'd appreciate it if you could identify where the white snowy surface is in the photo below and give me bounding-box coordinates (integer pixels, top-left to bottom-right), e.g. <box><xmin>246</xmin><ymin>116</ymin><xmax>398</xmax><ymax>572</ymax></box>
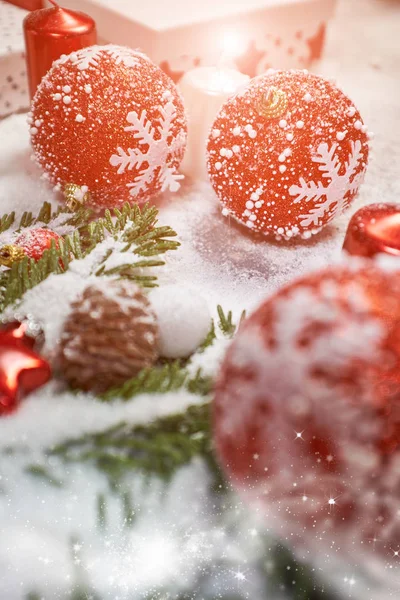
<box><xmin>0</xmin><ymin>0</ymin><xmax>399</xmax><ymax>598</ymax></box>
<box><xmin>150</xmin><ymin>285</ymin><xmax>212</xmax><ymax>358</ymax></box>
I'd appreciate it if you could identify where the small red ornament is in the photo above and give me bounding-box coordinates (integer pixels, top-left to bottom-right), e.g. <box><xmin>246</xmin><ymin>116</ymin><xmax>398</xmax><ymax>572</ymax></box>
<box><xmin>0</xmin><ymin>321</ymin><xmax>51</xmax><ymax>415</ymax></box>
<box><xmin>0</xmin><ymin>228</ymin><xmax>62</xmax><ymax>267</ymax></box>
<box><xmin>23</xmin><ymin>1</ymin><xmax>97</xmax><ymax>99</ymax></box>
<box><xmin>214</xmin><ymin>262</ymin><xmax>400</xmax><ymax>566</ymax></box>
<box><xmin>343</xmin><ymin>203</ymin><xmax>400</xmax><ymax>258</ymax></box>
<box><xmin>207</xmin><ymin>70</ymin><xmax>370</xmax><ymax>240</ymax></box>
<box><xmin>30</xmin><ymin>45</ymin><xmax>187</xmax><ymax>209</ymax></box>
<box><xmin>15</xmin><ymin>228</ymin><xmax>62</xmax><ymax>261</ymax></box>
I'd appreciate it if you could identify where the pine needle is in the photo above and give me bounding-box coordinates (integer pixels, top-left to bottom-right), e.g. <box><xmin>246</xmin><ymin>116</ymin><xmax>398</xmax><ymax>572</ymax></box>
<box><xmin>0</xmin><ymin>201</ymin><xmax>180</xmax><ymax>310</ymax></box>
<box><xmin>50</xmin><ymin>403</ymin><xmax>213</xmax><ymax>485</ymax></box>
<box><xmin>101</xmin><ymin>361</ymin><xmax>211</xmax><ymax>402</ymax></box>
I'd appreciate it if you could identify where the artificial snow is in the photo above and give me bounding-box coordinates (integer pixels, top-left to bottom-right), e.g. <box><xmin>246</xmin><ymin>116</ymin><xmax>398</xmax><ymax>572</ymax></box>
<box><xmin>57</xmin><ymin>44</ymin><xmax>147</xmax><ymax>72</ymax></box>
<box><xmin>149</xmin><ymin>284</ymin><xmax>211</xmax><ymax>358</ymax></box>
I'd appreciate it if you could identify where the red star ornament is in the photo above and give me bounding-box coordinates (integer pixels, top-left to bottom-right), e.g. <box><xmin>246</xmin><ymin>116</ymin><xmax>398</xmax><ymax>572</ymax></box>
<box><xmin>0</xmin><ymin>322</ymin><xmax>51</xmax><ymax>416</ymax></box>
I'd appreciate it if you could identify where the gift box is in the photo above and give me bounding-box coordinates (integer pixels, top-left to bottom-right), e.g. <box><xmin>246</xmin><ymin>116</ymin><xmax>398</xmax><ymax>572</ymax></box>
<box><xmin>53</xmin><ymin>0</ymin><xmax>337</xmax><ymax>81</ymax></box>
<box><xmin>0</xmin><ymin>0</ymin><xmax>29</xmax><ymax>117</ymax></box>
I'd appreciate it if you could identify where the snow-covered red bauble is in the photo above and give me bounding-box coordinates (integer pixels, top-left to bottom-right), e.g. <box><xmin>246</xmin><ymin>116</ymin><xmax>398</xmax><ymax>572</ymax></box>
<box><xmin>0</xmin><ymin>228</ymin><xmax>62</xmax><ymax>266</ymax></box>
<box><xmin>214</xmin><ymin>261</ymin><xmax>400</xmax><ymax>566</ymax></box>
<box><xmin>207</xmin><ymin>70</ymin><xmax>370</xmax><ymax>240</ymax></box>
<box><xmin>29</xmin><ymin>45</ymin><xmax>187</xmax><ymax>208</ymax></box>
<box><xmin>15</xmin><ymin>228</ymin><xmax>61</xmax><ymax>260</ymax></box>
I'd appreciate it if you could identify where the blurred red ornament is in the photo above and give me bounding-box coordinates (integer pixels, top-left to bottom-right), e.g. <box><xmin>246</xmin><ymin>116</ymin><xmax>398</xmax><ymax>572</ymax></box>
<box><xmin>30</xmin><ymin>45</ymin><xmax>187</xmax><ymax>209</ymax></box>
<box><xmin>0</xmin><ymin>228</ymin><xmax>62</xmax><ymax>267</ymax></box>
<box><xmin>214</xmin><ymin>262</ymin><xmax>400</xmax><ymax>564</ymax></box>
<box><xmin>23</xmin><ymin>0</ymin><xmax>97</xmax><ymax>99</ymax></box>
<box><xmin>207</xmin><ymin>70</ymin><xmax>370</xmax><ymax>240</ymax></box>
<box><xmin>343</xmin><ymin>203</ymin><xmax>400</xmax><ymax>258</ymax></box>
<box><xmin>0</xmin><ymin>322</ymin><xmax>51</xmax><ymax>415</ymax></box>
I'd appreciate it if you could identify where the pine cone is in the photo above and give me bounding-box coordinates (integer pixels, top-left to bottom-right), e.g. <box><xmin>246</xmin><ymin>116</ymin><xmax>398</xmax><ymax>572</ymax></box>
<box><xmin>59</xmin><ymin>281</ymin><xmax>159</xmax><ymax>394</ymax></box>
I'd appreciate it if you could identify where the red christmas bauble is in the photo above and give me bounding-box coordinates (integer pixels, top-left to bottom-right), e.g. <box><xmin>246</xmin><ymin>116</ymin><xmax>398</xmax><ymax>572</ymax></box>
<box><xmin>29</xmin><ymin>45</ymin><xmax>187</xmax><ymax>208</ymax></box>
<box><xmin>0</xmin><ymin>228</ymin><xmax>62</xmax><ymax>267</ymax></box>
<box><xmin>343</xmin><ymin>203</ymin><xmax>400</xmax><ymax>258</ymax></box>
<box><xmin>15</xmin><ymin>228</ymin><xmax>62</xmax><ymax>261</ymax></box>
<box><xmin>214</xmin><ymin>261</ymin><xmax>400</xmax><ymax>565</ymax></box>
<box><xmin>207</xmin><ymin>70</ymin><xmax>370</xmax><ymax>240</ymax></box>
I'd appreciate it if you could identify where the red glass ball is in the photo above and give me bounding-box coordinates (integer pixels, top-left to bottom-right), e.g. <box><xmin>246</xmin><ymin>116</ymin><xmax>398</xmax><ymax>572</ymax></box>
<box><xmin>214</xmin><ymin>262</ymin><xmax>400</xmax><ymax>565</ymax></box>
<box><xmin>207</xmin><ymin>70</ymin><xmax>369</xmax><ymax>240</ymax></box>
<box><xmin>30</xmin><ymin>45</ymin><xmax>187</xmax><ymax>208</ymax></box>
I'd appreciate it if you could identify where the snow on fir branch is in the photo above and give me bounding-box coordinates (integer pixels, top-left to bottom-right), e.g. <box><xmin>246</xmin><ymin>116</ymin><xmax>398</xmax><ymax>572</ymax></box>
<box><xmin>47</xmin><ymin>403</ymin><xmax>215</xmax><ymax>487</ymax></box>
<box><xmin>0</xmin><ymin>200</ymin><xmax>91</xmax><ymax>235</ymax></box>
<box><xmin>21</xmin><ymin>306</ymin><xmax>241</xmax><ymax>489</ymax></box>
<box><xmin>101</xmin><ymin>362</ymin><xmax>214</xmax><ymax>402</ymax></box>
<box><xmin>0</xmin><ymin>201</ymin><xmax>179</xmax><ymax>311</ymax></box>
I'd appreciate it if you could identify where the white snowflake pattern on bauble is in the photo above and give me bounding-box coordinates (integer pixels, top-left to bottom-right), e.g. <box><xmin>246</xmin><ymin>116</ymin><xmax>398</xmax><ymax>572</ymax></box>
<box><xmin>289</xmin><ymin>140</ymin><xmax>365</xmax><ymax>228</ymax></box>
<box><xmin>110</xmin><ymin>93</ymin><xmax>185</xmax><ymax>197</ymax></box>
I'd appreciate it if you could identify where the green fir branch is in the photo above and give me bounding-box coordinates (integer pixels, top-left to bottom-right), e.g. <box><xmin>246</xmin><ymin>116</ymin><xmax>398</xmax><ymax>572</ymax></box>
<box><xmin>49</xmin><ymin>403</ymin><xmax>213</xmax><ymax>487</ymax></box>
<box><xmin>217</xmin><ymin>305</ymin><xmax>246</xmax><ymax>337</ymax></box>
<box><xmin>92</xmin><ymin>204</ymin><xmax>180</xmax><ymax>282</ymax></box>
<box><xmin>96</xmin><ymin>493</ymin><xmax>107</xmax><ymax>529</ymax></box>
<box><xmin>198</xmin><ymin>320</ymin><xmax>216</xmax><ymax>352</ymax></box>
<box><xmin>101</xmin><ymin>362</ymin><xmax>213</xmax><ymax>403</ymax></box>
<box><xmin>0</xmin><ymin>202</ymin><xmax>179</xmax><ymax>309</ymax></box>
<box><xmin>0</xmin><ymin>211</ymin><xmax>15</xmax><ymax>234</ymax></box>
<box><xmin>3</xmin><ymin>201</ymin><xmax>90</xmax><ymax>233</ymax></box>
<box><xmin>25</xmin><ymin>464</ymin><xmax>63</xmax><ymax>488</ymax></box>
<box><xmin>18</xmin><ymin>201</ymin><xmax>60</xmax><ymax>229</ymax></box>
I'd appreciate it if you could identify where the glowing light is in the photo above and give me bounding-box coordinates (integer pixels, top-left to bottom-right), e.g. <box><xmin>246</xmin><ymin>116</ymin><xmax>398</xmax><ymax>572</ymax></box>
<box><xmin>220</xmin><ymin>30</ymin><xmax>246</xmax><ymax>60</ymax></box>
<box><xmin>234</xmin><ymin>569</ymin><xmax>247</xmax><ymax>582</ymax></box>
<box><xmin>327</xmin><ymin>494</ymin><xmax>340</xmax><ymax>513</ymax></box>
<box><xmin>249</xmin><ymin>528</ymin><xmax>258</xmax><ymax>537</ymax></box>
<box><xmin>344</xmin><ymin>576</ymin><xmax>356</xmax><ymax>587</ymax></box>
